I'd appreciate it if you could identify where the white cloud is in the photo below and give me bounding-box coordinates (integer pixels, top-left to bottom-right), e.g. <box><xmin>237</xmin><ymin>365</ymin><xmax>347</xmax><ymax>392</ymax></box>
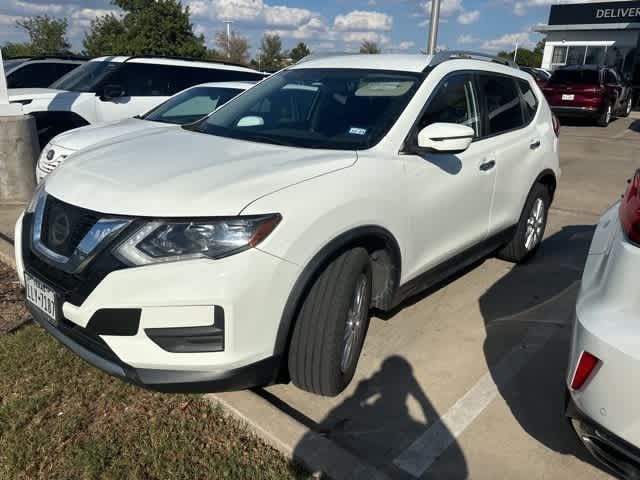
<box><xmin>263</xmin><ymin>5</ymin><xmax>313</xmax><ymax>27</ymax></box>
<box><xmin>341</xmin><ymin>31</ymin><xmax>390</xmax><ymax>45</ymax></box>
<box><xmin>457</xmin><ymin>33</ymin><xmax>479</xmax><ymax>45</ymax></box>
<box><xmin>333</xmin><ymin>10</ymin><xmax>392</xmax><ymax>31</ymax></box>
<box><xmin>422</xmin><ymin>0</ymin><xmax>463</xmax><ymax>17</ymax></box>
<box><xmin>457</xmin><ymin>9</ymin><xmax>479</xmax><ymax>24</ymax></box>
<box><xmin>188</xmin><ymin>0</ymin><xmax>315</xmax><ymax>28</ymax></box>
<box><xmin>368</xmin><ymin>0</ymin><xmax>377</xmax><ymax>5</ymax></box>
<box><xmin>482</xmin><ymin>32</ymin><xmax>534</xmax><ymax>51</ymax></box>
<box><xmin>397</xmin><ymin>40</ymin><xmax>415</xmax><ymax>50</ymax></box>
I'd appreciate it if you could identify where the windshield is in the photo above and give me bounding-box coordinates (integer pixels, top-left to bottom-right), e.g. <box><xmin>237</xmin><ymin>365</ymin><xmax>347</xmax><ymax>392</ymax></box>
<box><xmin>550</xmin><ymin>69</ymin><xmax>600</xmax><ymax>85</ymax></box>
<box><xmin>50</xmin><ymin>60</ymin><xmax>120</xmax><ymax>92</ymax></box>
<box><xmin>142</xmin><ymin>86</ymin><xmax>244</xmax><ymax>124</ymax></box>
<box><xmin>4</xmin><ymin>59</ymin><xmax>27</xmax><ymax>72</ymax></box>
<box><xmin>194</xmin><ymin>68</ymin><xmax>423</xmax><ymax>150</ymax></box>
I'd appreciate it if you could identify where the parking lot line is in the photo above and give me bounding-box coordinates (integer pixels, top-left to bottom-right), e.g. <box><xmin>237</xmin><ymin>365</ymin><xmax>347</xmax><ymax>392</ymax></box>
<box><xmin>393</xmin><ymin>324</ymin><xmax>559</xmax><ymax>478</ymax></box>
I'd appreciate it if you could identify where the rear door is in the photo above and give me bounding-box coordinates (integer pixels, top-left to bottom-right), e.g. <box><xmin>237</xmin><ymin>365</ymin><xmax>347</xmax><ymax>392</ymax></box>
<box><xmin>482</xmin><ymin>74</ymin><xmax>543</xmax><ymax>233</ymax></box>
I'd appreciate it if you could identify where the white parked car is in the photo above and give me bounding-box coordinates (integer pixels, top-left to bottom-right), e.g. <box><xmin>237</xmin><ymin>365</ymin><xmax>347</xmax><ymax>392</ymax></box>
<box><xmin>567</xmin><ymin>170</ymin><xmax>640</xmax><ymax>479</ymax></box>
<box><xmin>36</xmin><ymin>81</ymin><xmax>254</xmax><ymax>183</ymax></box>
<box><xmin>17</xmin><ymin>52</ymin><xmax>560</xmax><ymax>396</ymax></box>
<box><xmin>9</xmin><ymin>56</ymin><xmax>266</xmax><ymax>147</ymax></box>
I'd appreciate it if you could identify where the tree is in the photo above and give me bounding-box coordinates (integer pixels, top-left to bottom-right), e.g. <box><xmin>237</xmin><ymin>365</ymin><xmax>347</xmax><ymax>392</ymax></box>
<box><xmin>289</xmin><ymin>42</ymin><xmax>311</xmax><ymax>63</ymax></box>
<box><xmin>83</xmin><ymin>14</ymin><xmax>127</xmax><ymax>57</ymax></box>
<box><xmin>83</xmin><ymin>0</ymin><xmax>206</xmax><ymax>58</ymax></box>
<box><xmin>2</xmin><ymin>42</ymin><xmax>34</xmax><ymax>58</ymax></box>
<box><xmin>257</xmin><ymin>33</ymin><xmax>285</xmax><ymax>71</ymax></box>
<box><xmin>215</xmin><ymin>30</ymin><xmax>250</xmax><ymax>65</ymax></box>
<box><xmin>360</xmin><ymin>40</ymin><xmax>380</xmax><ymax>54</ymax></box>
<box><xmin>534</xmin><ymin>38</ymin><xmax>546</xmax><ymax>56</ymax></box>
<box><xmin>500</xmin><ymin>47</ymin><xmax>543</xmax><ymax>68</ymax></box>
<box><xmin>17</xmin><ymin>15</ymin><xmax>71</xmax><ymax>55</ymax></box>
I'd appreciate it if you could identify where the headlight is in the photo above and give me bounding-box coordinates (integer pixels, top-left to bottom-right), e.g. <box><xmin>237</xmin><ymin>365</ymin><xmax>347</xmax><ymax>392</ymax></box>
<box><xmin>114</xmin><ymin>214</ymin><xmax>281</xmax><ymax>265</ymax></box>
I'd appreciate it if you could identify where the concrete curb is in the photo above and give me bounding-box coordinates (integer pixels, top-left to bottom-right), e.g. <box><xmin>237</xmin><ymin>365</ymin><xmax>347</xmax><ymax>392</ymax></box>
<box><xmin>0</xmin><ymin>233</ymin><xmax>387</xmax><ymax>480</ymax></box>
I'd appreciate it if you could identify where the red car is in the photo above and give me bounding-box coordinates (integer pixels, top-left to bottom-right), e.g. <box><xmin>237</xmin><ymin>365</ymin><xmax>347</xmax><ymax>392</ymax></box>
<box><xmin>520</xmin><ymin>67</ymin><xmax>550</xmax><ymax>87</ymax></box>
<box><xmin>542</xmin><ymin>65</ymin><xmax>633</xmax><ymax>126</ymax></box>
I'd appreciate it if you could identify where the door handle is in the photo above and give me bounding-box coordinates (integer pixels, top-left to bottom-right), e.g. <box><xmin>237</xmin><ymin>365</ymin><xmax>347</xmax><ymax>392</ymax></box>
<box><xmin>479</xmin><ymin>160</ymin><xmax>496</xmax><ymax>171</ymax></box>
<box><xmin>530</xmin><ymin>140</ymin><xmax>541</xmax><ymax>150</ymax></box>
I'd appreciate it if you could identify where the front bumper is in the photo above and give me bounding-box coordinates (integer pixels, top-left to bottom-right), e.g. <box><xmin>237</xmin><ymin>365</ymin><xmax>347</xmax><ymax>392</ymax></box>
<box><xmin>17</xmin><ymin>204</ymin><xmax>301</xmax><ymax>392</ymax></box>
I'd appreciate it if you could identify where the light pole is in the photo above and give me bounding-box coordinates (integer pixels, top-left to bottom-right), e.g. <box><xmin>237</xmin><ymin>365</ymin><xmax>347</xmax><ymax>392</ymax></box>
<box><xmin>513</xmin><ymin>42</ymin><xmax>519</xmax><ymax>63</ymax></box>
<box><xmin>426</xmin><ymin>0</ymin><xmax>441</xmax><ymax>55</ymax></box>
<box><xmin>223</xmin><ymin>20</ymin><xmax>233</xmax><ymax>58</ymax></box>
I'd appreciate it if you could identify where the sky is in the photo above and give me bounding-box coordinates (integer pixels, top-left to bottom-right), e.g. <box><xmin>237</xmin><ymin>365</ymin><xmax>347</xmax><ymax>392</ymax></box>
<box><xmin>0</xmin><ymin>0</ymin><xmax>610</xmax><ymax>55</ymax></box>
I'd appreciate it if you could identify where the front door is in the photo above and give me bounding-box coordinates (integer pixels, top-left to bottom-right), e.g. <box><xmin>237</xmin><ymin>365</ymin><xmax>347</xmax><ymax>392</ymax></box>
<box><xmin>401</xmin><ymin>73</ymin><xmax>496</xmax><ymax>280</ymax></box>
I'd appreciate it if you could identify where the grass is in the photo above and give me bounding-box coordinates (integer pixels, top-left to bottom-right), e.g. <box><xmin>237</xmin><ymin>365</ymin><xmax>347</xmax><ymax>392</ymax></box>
<box><xmin>0</xmin><ymin>321</ymin><xmax>304</xmax><ymax>480</ymax></box>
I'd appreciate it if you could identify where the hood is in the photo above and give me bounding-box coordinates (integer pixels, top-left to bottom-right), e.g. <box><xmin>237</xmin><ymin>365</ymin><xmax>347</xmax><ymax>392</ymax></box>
<box><xmin>50</xmin><ymin>118</ymin><xmax>171</xmax><ymax>152</ymax></box>
<box><xmin>9</xmin><ymin>88</ymin><xmax>64</xmax><ymax>100</ymax></box>
<box><xmin>45</xmin><ymin>128</ymin><xmax>357</xmax><ymax>217</ymax></box>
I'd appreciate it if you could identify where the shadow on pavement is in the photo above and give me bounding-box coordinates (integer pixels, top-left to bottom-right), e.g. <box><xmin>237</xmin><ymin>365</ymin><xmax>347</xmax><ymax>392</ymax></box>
<box><xmin>292</xmin><ymin>356</ymin><xmax>468</xmax><ymax>479</ymax></box>
<box><xmin>479</xmin><ymin>224</ymin><xmax>609</xmax><ymax>475</ymax></box>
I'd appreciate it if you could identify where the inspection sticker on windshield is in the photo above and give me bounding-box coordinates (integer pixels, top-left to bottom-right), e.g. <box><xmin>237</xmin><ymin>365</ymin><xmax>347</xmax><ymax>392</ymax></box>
<box><xmin>349</xmin><ymin>127</ymin><xmax>367</xmax><ymax>135</ymax></box>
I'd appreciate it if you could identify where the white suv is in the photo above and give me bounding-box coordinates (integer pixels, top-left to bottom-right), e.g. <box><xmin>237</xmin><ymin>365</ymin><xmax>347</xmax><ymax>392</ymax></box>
<box><xmin>8</xmin><ymin>56</ymin><xmax>266</xmax><ymax>147</ymax></box>
<box><xmin>17</xmin><ymin>52</ymin><xmax>560</xmax><ymax>396</ymax></box>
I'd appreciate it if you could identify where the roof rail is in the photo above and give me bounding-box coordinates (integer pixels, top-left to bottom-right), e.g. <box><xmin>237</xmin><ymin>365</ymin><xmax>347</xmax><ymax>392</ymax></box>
<box><xmin>5</xmin><ymin>55</ymin><xmax>90</xmax><ymax>61</ymax></box>
<box><xmin>123</xmin><ymin>55</ymin><xmax>258</xmax><ymax>71</ymax></box>
<box><xmin>296</xmin><ymin>52</ymin><xmax>361</xmax><ymax>64</ymax></box>
<box><xmin>427</xmin><ymin>50</ymin><xmax>518</xmax><ymax>69</ymax></box>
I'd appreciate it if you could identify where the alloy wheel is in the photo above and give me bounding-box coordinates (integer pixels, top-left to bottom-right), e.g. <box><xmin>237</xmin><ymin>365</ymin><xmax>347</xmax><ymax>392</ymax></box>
<box><xmin>524</xmin><ymin>198</ymin><xmax>545</xmax><ymax>250</ymax></box>
<box><xmin>341</xmin><ymin>274</ymin><xmax>369</xmax><ymax>373</ymax></box>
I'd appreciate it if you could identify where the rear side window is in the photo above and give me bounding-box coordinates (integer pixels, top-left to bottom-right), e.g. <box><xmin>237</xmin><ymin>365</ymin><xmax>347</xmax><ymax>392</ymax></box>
<box><xmin>6</xmin><ymin>62</ymin><xmax>80</xmax><ymax>88</ymax></box>
<box><xmin>418</xmin><ymin>73</ymin><xmax>481</xmax><ymax>137</ymax></box>
<box><xmin>478</xmin><ymin>75</ymin><xmax>524</xmax><ymax>136</ymax></box>
<box><xmin>517</xmin><ymin>79</ymin><xmax>538</xmax><ymax>123</ymax></box>
<box><xmin>105</xmin><ymin>63</ymin><xmax>264</xmax><ymax>96</ymax></box>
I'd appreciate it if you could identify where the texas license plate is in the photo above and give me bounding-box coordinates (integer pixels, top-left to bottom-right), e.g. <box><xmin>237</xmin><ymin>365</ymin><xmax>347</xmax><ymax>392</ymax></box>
<box><xmin>562</xmin><ymin>94</ymin><xmax>575</xmax><ymax>101</ymax></box>
<box><xmin>25</xmin><ymin>272</ymin><xmax>58</xmax><ymax>325</ymax></box>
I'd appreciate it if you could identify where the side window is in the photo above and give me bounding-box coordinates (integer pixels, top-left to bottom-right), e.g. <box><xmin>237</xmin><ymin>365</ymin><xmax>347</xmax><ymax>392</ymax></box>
<box><xmin>418</xmin><ymin>73</ymin><xmax>480</xmax><ymax>137</ymax></box>
<box><xmin>106</xmin><ymin>64</ymin><xmax>173</xmax><ymax>96</ymax></box>
<box><xmin>517</xmin><ymin>79</ymin><xmax>538</xmax><ymax>123</ymax></box>
<box><xmin>478</xmin><ymin>75</ymin><xmax>524</xmax><ymax>135</ymax></box>
<box><xmin>7</xmin><ymin>63</ymin><xmax>61</xmax><ymax>88</ymax></box>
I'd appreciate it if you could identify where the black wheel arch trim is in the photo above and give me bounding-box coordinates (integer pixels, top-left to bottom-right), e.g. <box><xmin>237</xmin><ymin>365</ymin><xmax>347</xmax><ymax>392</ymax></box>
<box><xmin>273</xmin><ymin>225</ymin><xmax>402</xmax><ymax>368</ymax></box>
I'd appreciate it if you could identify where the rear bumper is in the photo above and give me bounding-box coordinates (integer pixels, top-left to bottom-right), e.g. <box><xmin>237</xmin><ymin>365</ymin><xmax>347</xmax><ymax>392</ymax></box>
<box><xmin>567</xmin><ymin>394</ymin><xmax>640</xmax><ymax>478</ymax></box>
<box><xmin>550</xmin><ymin>105</ymin><xmax>600</xmax><ymax>117</ymax></box>
<box><xmin>28</xmin><ymin>304</ymin><xmax>281</xmax><ymax>393</ymax></box>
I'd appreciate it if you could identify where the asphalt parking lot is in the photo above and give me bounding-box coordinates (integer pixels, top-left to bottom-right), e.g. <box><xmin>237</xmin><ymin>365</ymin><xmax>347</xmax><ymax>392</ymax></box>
<box><xmin>260</xmin><ymin>116</ymin><xmax>640</xmax><ymax>479</ymax></box>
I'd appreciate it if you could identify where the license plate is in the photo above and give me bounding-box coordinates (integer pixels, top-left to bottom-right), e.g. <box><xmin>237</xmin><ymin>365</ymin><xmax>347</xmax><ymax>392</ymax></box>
<box><xmin>562</xmin><ymin>94</ymin><xmax>575</xmax><ymax>101</ymax></box>
<box><xmin>25</xmin><ymin>272</ymin><xmax>58</xmax><ymax>325</ymax></box>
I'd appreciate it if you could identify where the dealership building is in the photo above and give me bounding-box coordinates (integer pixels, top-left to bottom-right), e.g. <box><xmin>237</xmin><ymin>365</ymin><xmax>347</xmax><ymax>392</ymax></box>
<box><xmin>535</xmin><ymin>0</ymin><xmax>640</xmax><ymax>83</ymax></box>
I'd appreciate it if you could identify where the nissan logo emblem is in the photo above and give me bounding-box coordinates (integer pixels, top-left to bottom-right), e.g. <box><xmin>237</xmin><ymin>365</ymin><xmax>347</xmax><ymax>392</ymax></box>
<box><xmin>46</xmin><ymin>149</ymin><xmax>55</xmax><ymax>161</ymax></box>
<box><xmin>49</xmin><ymin>212</ymin><xmax>71</xmax><ymax>246</ymax></box>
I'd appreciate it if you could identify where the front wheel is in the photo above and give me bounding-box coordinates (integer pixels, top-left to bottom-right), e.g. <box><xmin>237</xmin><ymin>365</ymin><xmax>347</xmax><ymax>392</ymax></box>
<box><xmin>288</xmin><ymin>248</ymin><xmax>372</xmax><ymax>396</ymax></box>
<box><xmin>621</xmin><ymin>96</ymin><xmax>633</xmax><ymax>118</ymax></box>
<box><xmin>497</xmin><ymin>183</ymin><xmax>550</xmax><ymax>263</ymax></box>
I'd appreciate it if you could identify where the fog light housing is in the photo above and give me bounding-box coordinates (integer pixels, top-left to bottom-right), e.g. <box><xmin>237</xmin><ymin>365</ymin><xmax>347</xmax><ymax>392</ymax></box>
<box><xmin>145</xmin><ymin>306</ymin><xmax>225</xmax><ymax>353</ymax></box>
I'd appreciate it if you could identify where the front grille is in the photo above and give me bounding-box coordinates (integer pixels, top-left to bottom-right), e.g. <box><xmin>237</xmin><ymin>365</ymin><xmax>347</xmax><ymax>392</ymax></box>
<box><xmin>23</xmin><ymin>212</ymin><xmax>130</xmax><ymax>306</ymax></box>
<box><xmin>41</xmin><ymin>195</ymin><xmax>101</xmax><ymax>257</ymax></box>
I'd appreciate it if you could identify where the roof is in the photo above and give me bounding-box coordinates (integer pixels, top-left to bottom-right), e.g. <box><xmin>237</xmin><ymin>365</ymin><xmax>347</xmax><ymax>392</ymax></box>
<box><xmin>4</xmin><ymin>55</ymin><xmax>89</xmax><ymax>61</ymax></box>
<box><xmin>291</xmin><ymin>54</ymin><xmax>431</xmax><ymax>73</ymax></box>
<box><xmin>189</xmin><ymin>81</ymin><xmax>256</xmax><ymax>90</ymax></box>
<box><xmin>534</xmin><ymin>22</ymin><xmax>640</xmax><ymax>32</ymax></box>
<box><xmin>90</xmin><ymin>55</ymin><xmax>262</xmax><ymax>73</ymax></box>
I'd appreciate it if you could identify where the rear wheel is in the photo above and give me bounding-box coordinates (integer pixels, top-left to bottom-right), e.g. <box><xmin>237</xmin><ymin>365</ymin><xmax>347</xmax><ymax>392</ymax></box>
<box><xmin>288</xmin><ymin>248</ymin><xmax>372</xmax><ymax>396</ymax></box>
<box><xmin>497</xmin><ymin>183</ymin><xmax>550</xmax><ymax>263</ymax></box>
<box><xmin>596</xmin><ymin>102</ymin><xmax>612</xmax><ymax>127</ymax></box>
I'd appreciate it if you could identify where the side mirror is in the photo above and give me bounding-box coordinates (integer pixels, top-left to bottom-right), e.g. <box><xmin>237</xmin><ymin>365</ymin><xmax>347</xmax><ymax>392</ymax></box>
<box><xmin>416</xmin><ymin>122</ymin><xmax>474</xmax><ymax>154</ymax></box>
<box><xmin>101</xmin><ymin>84</ymin><xmax>125</xmax><ymax>101</ymax></box>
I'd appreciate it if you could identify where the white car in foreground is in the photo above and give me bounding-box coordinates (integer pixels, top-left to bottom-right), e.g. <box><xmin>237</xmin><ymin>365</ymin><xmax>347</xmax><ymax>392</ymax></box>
<box><xmin>17</xmin><ymin>52</ymin><xmax>560</xmax><ymax>396</ymax></box>
<box><xmin>567</xmin><ymin>170</ymin><xmax>640</xmax><ymax>479</ymax></box>
<box><xmin>36</xmin><ymin>81</ymin><xmax>253</xmax><ymax>183</ymax></box>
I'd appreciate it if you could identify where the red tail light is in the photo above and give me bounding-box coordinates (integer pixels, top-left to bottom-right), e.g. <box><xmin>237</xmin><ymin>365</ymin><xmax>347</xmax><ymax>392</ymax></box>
<box><xmin>571</xmin><ymin>351</ymin><xmax>600</xmax><ymax>390</ymax></box>
<box><xmin>552</xmin><ymin>114</ymin><xmax>560</xmax><ymax>137</ymax></box>
<box><xmin>620</xmin><ymin>169</ymin><xmax>640</xmax><ymax>244</ymax></box>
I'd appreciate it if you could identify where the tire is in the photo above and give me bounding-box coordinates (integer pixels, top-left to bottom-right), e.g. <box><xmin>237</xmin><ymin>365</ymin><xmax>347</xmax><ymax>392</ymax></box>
<box><xmin>288</xmin><ymin>248</ymin><xmax>372</xmax><ymax>396</ymax></box>
<box><xmin>497</xmin><ymin>183</ymin><xmax>550</xmax><ymax>263</ymax></box>
<box><xmin>596</xmin><ymin>102</ymin><xmax>612</xmax><ymax>127</ymax></box>
<box><xmin>621</xmin><ymin>96</ymin><xmax>633</xmax><ymax>118</ymax></box>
